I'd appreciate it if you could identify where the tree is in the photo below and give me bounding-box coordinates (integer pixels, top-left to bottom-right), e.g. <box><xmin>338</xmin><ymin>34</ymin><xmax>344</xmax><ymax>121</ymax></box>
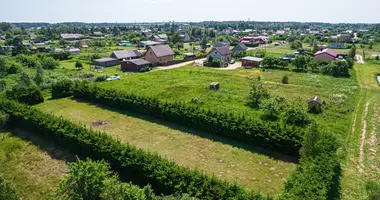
<box><xmin>42</xmin><ymin>57</ymin><xmax>59</xmax><ymax>69</ymax></box>
<box><xmin>311</xmin><ymin>40</ymin><xmax>319</xmax><ymax>54</ymax></box>
<box><xmin>348</xmin><ymin>45</ymin><xmax>356</xmax><ymax>59</ymax></box>
<box><xmin>34</xmin><ymin>64</ymin><xmax>44</xmax><ymax>86</ymax></box>
<box><xmin>5</xmin><ymin>85</ymin><xmax>44</xmax><ymax>105</ymax></box>
<box><xmin>260</xmin><ymin>98</ymin><xmax>281</xmax><ymax>120</ymax></box>
<box><xmin>369</xmin><ymin>42</ymin><xmax>374</xmax><ymax>49</ymax></box>
<box><xmin>292</xmin><ymin>55</ymin><xmax>309</xmax><ymax>71</ymax></box>
<box><xmin>248</xmin><ymin>82</ymin><xmax>270</xmax><ymax>108</ymax></box>
<box><xmin>300</xmin><ymin>123</ymin><xmax>320</xmax><ymax>158</ymax></box>
<box><xmin>262</xmin><ymin>56</ymin><xmax>276</xmax><ymax>68</ymax></box>
<box><xmin>58</xmin><ymin>39</ymin><xmax>68</xmax><ymax>47</ymax></box>
<box><xmin>309</xmin><ymin>59</ymin><xmax>319</xmax><ymax>72</ymax></box>
<box><xmin>75</xmin><ymin>61</ymin><xmax>83</xmax><ymax>70</ymax></box>
<box><xmin>19</xmin><ymin>70</ymin><xmax>33</xmax><ymax>87</ymax></box>
<box><xmin>201</xmin><ymin>36</ymin><xmax>208</xmax><ymax>50</ymax></box>
<box><xmin>290</xmin><ymin>40</ymin><xmax>302</xmax><ymax>49</ymax></box>
<box><xmin>0</xmin><ymin>79</ymin><xmax>5</xmax><ymax>92</ymax></box>
<box><xmin>282</xmin><ymin>75</ymin><xmax>289</xmax><ymax>84</ymax></box>
<box><xmin>282</xmin><ymin>102</ymin><xmax>310</xmax><ymax>127</ymax></box>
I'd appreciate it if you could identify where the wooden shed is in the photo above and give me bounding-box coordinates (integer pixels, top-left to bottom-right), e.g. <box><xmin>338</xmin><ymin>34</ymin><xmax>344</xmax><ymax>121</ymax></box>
<box><xmin>121</xmin><ymin>59</ymin><xmax>151</xmax><ymax>72</ymax></box>
<box><xmin>307</xmin><ymin>96</ymin><xmax>325</xmax><ymax>113</ymax></box>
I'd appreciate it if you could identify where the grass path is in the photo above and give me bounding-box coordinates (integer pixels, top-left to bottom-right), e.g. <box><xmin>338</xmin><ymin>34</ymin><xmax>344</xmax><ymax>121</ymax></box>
<box><xmin>358</xmin><ymin>102</ymin><xmax>369</xmax><ymax>172</ymax></box>
<box><xmin>35</xmin><ymin>97</ymin><xmax>297</xmax><ymax>195</ymax></box>
<box><xmin>0</xmin><ymin>129</ymin><xmax>68</xmax><ymax>200</ymax></box>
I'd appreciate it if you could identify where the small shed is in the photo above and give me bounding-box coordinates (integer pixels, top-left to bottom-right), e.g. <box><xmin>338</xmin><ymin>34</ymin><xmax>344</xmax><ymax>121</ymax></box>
<box><xmin>93</xmin><ymin>58</ymin><xmax>119</xmax><ymax>68</ymax></box>
<box><xmin>121</xmin><ymin>59</ymin><xmax>151</xmax><ymax>72</ymax></box>
<box><xmin>307</xmin><ymin>96</ymin><xmax>325</xmax><ymax>113</ymax></box>
<box><xmin>241</xmin><ymin>56</ymin><xmax>263</xmax><ymax>68</ymax></box>
<box><xmin>184</xmin><ymin>52</ymin><xmax>196</xmax><ymax>59</ymax></box>
<box><xmin>210</xmin><ymin>82</ymin><xmax>220</xmax><ymax>90</ymax></box>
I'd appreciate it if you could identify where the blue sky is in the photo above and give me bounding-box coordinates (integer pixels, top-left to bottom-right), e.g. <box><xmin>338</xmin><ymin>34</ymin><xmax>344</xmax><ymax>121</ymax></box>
<box><xmin>1</xmin><ymin>0</ymin><xmax>379</xmax><ymax>23</ymax></box>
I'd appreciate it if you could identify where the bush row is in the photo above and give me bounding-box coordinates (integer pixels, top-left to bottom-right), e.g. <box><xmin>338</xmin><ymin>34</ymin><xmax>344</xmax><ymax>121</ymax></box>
<box><xmin>64</xmin><ymin>82</ymin><xmax>305</xmax><ymax>155</ymax></box>
<box><xmin>0</xmin><ymin>98</ymin><xmax>269</xmax><ymax>200</ymax></box>
<box><xmin>0</xmin><ymin>174</ymin><xmax>19</xmax><ymax>200</ymax></box>
<box><xmin>281</xmin><ymin>125</ymin><xmax>341</xmax><ymax>200</ymax></box>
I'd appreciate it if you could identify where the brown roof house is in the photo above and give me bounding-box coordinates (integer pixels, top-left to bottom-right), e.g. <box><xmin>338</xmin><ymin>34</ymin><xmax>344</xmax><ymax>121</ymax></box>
<box><xmin>241</xmin><ymin>56</ymin><xmax>263</xmax><ymax>68</ymax></box>
<box><xmin>121</xmin><ymin>59</ymin><xmax>151</xmax><ymax>72</ymax></box>
<box><xmin>110</xmin><ymin>50</ymin><xmax>141</xmax><ymax>61</ymax></box>
<box><xmin>314</xmin><ymin>49</ymin><xmax>339</xmax><ymax>62</ymax></box>
<box><xmin>144</xmin><ymin>45</ymin><xmax>174</xmax><ymax>66</ymax></box>
<box><xmin>207</xmin><ymin>46</ymin><xmax>233</xmax><ymax>63</ymax></box>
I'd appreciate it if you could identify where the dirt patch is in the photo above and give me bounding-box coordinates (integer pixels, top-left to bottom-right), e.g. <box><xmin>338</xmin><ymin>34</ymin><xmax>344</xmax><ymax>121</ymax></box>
<box><xmin>92</xmin><ymin>121</ymin><xmax>109</xmax><ymax>127</ymax></box>
<box><xmin>358</xmin><ymin>103</ymin><xmax>369</xmax><ymax>172</ymax></box>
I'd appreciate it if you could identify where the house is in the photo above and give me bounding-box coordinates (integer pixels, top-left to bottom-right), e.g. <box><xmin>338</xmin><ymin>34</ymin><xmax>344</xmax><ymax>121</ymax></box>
<box><xmin>180</xmin><ymin>33</ymin><xmax>191</xmax><ymax>42</ymax></box>
<box><xmin>60</xmin><ymin>34</ymin><xmax>82</xmax><ymax>40</ymax></box>
<box><xmin>240</xmin><ymin>36</ymin><xmax>268</xmax><ymax>47</ymax></box>
<box><xmin>121</xmin><ymin>59</ymin><xmax>151</xmax><ymax>72</ymax></box>
<box><xmin>144</xmin><ymin>45</ymin><xmax>175</xmax><ymax>66</ymax></box>
<box><xmin>93</xmin><ymin>31</ymin><xmax>103</xmax><ymax>36</ymax></box>
<box><xmin>208</xmin><ymin>46</ymin><xmax>233</xmax><ymax>63</ymax></box>
<box><xmin>212</xmin><ymin>41</ymin><xmax>230</xmax><ymax>48</ymax></box>
<box><xmin>241</xmin><ymin>56</ymin><xmax>263</xmax><ymax>68</ymax></box>
<box><xmin>276</xmin><ymin>30</ymin><xmax>286</xmax><ymax>35</ymax></box>
<box><xmin>137</xmin><ymin>40</ymin><xmax>166</xmax><ymax>49</ymax></box>
<box><xmin>152</xmin><ymin>34</ymin><xmax>168</xmax><ymax>42</ymax></box>
<box><xmin>314</xmin><ymin>49</ymin><xmax>339</xmax><ymax>61</ymax></box>
<box><xmin>66</xmin><ymin>47</ymin><xmax>80</xmax><ymax>54</ymax></box>
<box><xmin>93</xmin><ymin>58</ymin><xmax>119</xmax><ymax>67</ymax></box>
<box><xmin>307</xmin><ymin>96</ymin><xmax>325</xmax><ymax>113</ymax></box>
<box><xmin>110</xmin><ymin>50</ymin><xmax>141</xmax><ymax>61</ymax></box>
<box><xmin>232</xmin><ymin>43</ymin><xmax>248</xmax><ymax>54</ymax></box>
<box><xmin>81</xmin><ymin>41</ymin><xmax>89</xmax><ymax>48</ymax></box>
<box><xmin>141</xmin><ymin>29</ymin><xmax>153</xmax><ymax>38</ymax></box>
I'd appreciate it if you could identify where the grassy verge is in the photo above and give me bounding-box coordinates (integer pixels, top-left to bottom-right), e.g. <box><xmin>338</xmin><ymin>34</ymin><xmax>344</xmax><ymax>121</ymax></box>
<box><xmin>0</xmin><ymin>129</ymin><xmax>68</xmax><ymax>200</ymax></box>
<box><xmin>35</xmin><ymin>97</ymin><xmax>296</xmax><ymax>195</ymax></box>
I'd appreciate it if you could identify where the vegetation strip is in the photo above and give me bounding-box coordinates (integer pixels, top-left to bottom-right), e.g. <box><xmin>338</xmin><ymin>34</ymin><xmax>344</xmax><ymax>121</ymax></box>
<box><xmin>0</xmin><ymin>98</ymin><xmax>269</xmax><ymax>200</ymax></box>
<box><xmin>359</xmin><ymin>103</ymin><xmax>369</xmax><ymax>172</ymax></box>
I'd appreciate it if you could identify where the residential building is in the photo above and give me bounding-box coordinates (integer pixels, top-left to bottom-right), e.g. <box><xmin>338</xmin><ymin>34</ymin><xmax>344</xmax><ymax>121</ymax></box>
<box><xmin>314</xmin><ymin>49</ymin><xmax>339</xmax><ymax>61</ymax></box>
<box><xmin>180</xmin><ymin>33</ymin><xmax>191</xmax><ymax>42</ymax></box>
<box><xmin>207</xmin><ymin>46</ymin><xmax>233</xmax><ymax>63</ymax></box>
<box><xmin>241</xmin><ymin>56</ymin><xmax>263</xmax><ymax>68</ymax></box>
<box><xmin>121</xmin><ymin>59</ymin><xmax>151</xmax><ymax>72</ymax></box>
<box><xmin>137</xmin><ymin>40</ymin><xmax>166</xmax><ymax>49</ymax></box>
<box><xmin>232</xmin><ymin>43</ymin><xmax>248</xmax><ymax>54</ymax></box>
<box><xmin>212</xmin><ymin>41</ymin><xmax>230</xmax><ymax>48</ymax></box>
<box><xmin>66</xmin><ymin>47</ymin><xmax>80</xmax><ymax>54</ymax></box>
<box><xmin>144</xmin><ymin>45</ymin><xmax>175</xmax><ymax>66</ymax></box>
<box><xmin>240</xmin><ymin>36</ymin><xmax>268</xmax><ymax>47</ymax></box>
<box><xmin>110</xmin><ymin>50</ymin><xmax>141</xmax><ymax>61</ymax></box>
<box><xmin>152</xmin><ymin>34</ymin><xmax>168</xmax><ymax>42</ymax></box>
<box><xmin>93</xmin><ymin>58</ymin><xmax>119</xmax><ymax>67</ymax></box>
<box><xmin>93</xmin><ymin>31</ymin><xmax>103</xmax><ymax>36</ymax></box>
<box><xmin>60</xmin><ymin>34</ymin><xmax>82</xmax><ymax>40</ymax></box>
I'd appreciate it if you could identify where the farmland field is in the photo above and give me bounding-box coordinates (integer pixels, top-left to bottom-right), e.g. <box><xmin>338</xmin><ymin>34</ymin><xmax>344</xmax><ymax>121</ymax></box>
<box><xmin>0</xmin><ymin>129</ymin><xmax>68</xmax><ymax>200</ymax></box>
<box><xmin>35</xmin><ymin>97</ymin><xmax>297</xmax><ymax>195</ymax></box>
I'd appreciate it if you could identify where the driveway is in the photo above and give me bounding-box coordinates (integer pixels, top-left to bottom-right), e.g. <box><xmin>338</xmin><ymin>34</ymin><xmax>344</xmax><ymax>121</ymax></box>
<box><xmin>216</xmin><ymin>61</ymin><xmax>242</xmax><ymax>70</ymax></box>
<box><xmin>156</xmin><ymin>58</ymin><xmax>206</xmax><ymax>70</ymax></box>
<box><xmin>356</xmin><ymin>54</ymin><xmax>365</xmax><ymax>64</ymax></box>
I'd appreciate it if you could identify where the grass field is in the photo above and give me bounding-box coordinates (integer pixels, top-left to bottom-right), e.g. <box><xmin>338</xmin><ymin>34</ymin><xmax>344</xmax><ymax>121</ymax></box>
<box><xmin>0</xmin><ymin>129</ymin><xmax>68</xmax><ymax>200</ymax></box>
<box><xmin>340</xmin><ymin>62</ymin><xmax>380</xmax><ymax>200</ymax></box>
<box><xmin>35</xmin><ymin>97</ymin><xmax>297</xmax><ymax>195</ymax></box>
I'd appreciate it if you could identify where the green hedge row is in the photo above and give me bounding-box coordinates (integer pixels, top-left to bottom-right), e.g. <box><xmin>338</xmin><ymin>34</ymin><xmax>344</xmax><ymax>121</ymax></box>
<box><xmin>63</xmin><ymin>82</ymin><xmax>304</xmax><ymax>156</ymax></box>
<box><xmin>0</xmin><ymin>175</ymin><xmax>19</xmax><ymax>200</ymax></box>
<box><xmin>0</xmin><ymin>98</ymin><xmax>270</xmax><ymax>200</ymax></box>
<box><xmin>281</xmin><ymin>126</ymin><xmax>341</xmax><ymax>200</ymax></box>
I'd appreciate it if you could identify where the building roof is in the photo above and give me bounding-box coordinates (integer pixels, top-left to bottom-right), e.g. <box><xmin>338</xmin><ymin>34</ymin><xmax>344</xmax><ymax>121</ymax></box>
<box><xmin>67</xmin><ymin>48</ymin><xmax>80</xmax><ymax>52</ymax></box>
<box><xmin>127</xmin><ymin>59</ymin><xmax>151</xmax><ymax>66</ymax></box>
<box><xmin>112</xmin><ymin>50</ymin><xmax>141</xmax><ymax>60</ymax></box>
<box><xmin>184</xmin><ymin>52</ymin><xmax>195</xmax><ymax>56</ymax></box>
<box><xmin>215</xmin><ymin>46</ymin><xmax>233</xmax><ymax>56</ymax></box>
<box><xmin>314</xmin><ymin>48</ymin><xmax>339</xmax><ymax>58</ymax></box>
<box><xmin>307</xmin><ymin>96</ymin><xmax>324</xmax><ymax>105</ymax></box>
<box><xmin>139</xmin><ymin>40</ymin><xmax>164</xmax><ymax>46</ymax></box>
<box><xmin>93</xmin><ymin>31</ymin><xmax>103</xmax><ymax>35</ymax></box>
<box><xmin>153</xmin><ymin>34</ymin><xmax>168</xmax><ymax>40</ymax></box>
<box><xmin>242</xmin><ymin>56</ymin><xmax>264</xmax><ymax>62</ymax></box>
<box><xmin>213</xmin><ymin>41</ymin><xmax>230</xmax><ymax>48</ymax></box>
<box><xmin>149</xmin><ymin>45</ymin><xmax>174</xmax><ymax>57</ymax></box>
<box><xmin>234</xmin><ymin>43</ymin><xmax>248</xmax><ymax>51</ymax></box>
<box><xmin>60</xmin><ymin>34</ymin><xmax>82</xmax><ymax>39</ymax></box>
<box><xmin>94</xmin><ymin>58</ymin><xmax>118</xmax><ymax>63</ymax></box>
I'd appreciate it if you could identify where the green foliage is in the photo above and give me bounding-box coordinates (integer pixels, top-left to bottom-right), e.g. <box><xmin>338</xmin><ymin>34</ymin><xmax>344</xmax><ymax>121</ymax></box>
<box><xmin>290</xmin><ymin>40</ymin><xmax>302</xmax><ymax>49</ymax></box>
<box><xmin>51</xmin><ymin>79</ymin><xmax>75</xmax><ymax>98</ymax></box>
<box><xmin>311</xmin><ymin>40</ymin><xmax>319</xmax><ymax>54</ymax></box>
<box><xmin>282</xmin><ymin>102</ymin><xmax>310</xmax><ymax>127</ymax></box>
<box><xmin>292</xmin><ymin>55</ymin><xmax>311</xmax><ymax>71</ymax></box>
<box><xmin>348</xmin><ymin>45</ymin><xmax>356</xmax><ymax>59</ymax></box>
<box><xmin>211</xmin><ymin>59</ymin><xmax>222</xmax><ymax>68</ymax></box>
<box><xmin>365</xmin><ymin>180</ymin><xmax>380</xmax><ymax>200</ymax></box>
<box><xmin>51</xmin><ymin>51</ymin><xmax>71</xmax><ymax>61</ymax></box>
<box><xmin>41</xmin><ymin>57</ymin><xmax>59</xmax><ymax>69</ymax></box>
<box><xmin>0</xmin><ymin>79</ymin><xmax>5</xmax><ymax>92</ymax></box>
<box><xmin>5</xmin><ymin>85</ymin><xmax>44</xmax><ymax>105</ymax></box>
<box><xmin>0</xmin><ymin>111</ymin><xmax>9</xmax><ymax>129</ymax></box>
<box><xmin>260</xmin><ymin>98</ymin><xmax>281</xmax><ymax>120</ymax></box>
<box><xmin>139</xmin><ymin>66</ymin><xmax>151</xmax><ymax>73</ymax></box>
<box><xmin>16</xmin><ymin>54</ymin><xmax>40</xmax><ymax>68</ymax></box>
<box><xmin>94</xmin><ymin>75</ymin><xmax>109</xmax><ymax>82</ymax></box>
<box><xmin>248</xmin><ymin>82</ymin><xmax>270</xmax><ymax>108</ymax></box>
<box><xmin>19</xmin><ymin>70</ymin><xmax>33</xmax><ymax>87</ymax></box>
<box><xmin>282</xmin><ymin>75</ymin><xmax>289</xmax><ymax>84</ymax></box>
<box><xmin>201</xmin><ymin>36</ymin><xmax>208</xmax><ymax>50</ymax></box>
<box><xmin>0</xmin><ymin>98</ymin><xmax>270</xmax><ymax>200</ymax></box>
<box><xmin>76</xmin><ymin>72</ymin><xmax>95</xmax><ymax>79</ymax></box>
<box><xmin>321</xmin><ymin>61</ymin><xmax>350</xmax><ymax>77</ymax></box>
<box><xmin>0</xmin><ymin>175</ymin><xmax>19</xmax><ymax>200</ymax></box>
<box><xmin>262</xmin><ymin>56</ymin><xmax>277</xmax><ymax>68</ymax></box>
<box><xmin>75</xmin><ymin>61</ymin><xmax>83</xmax><ymax>69</ymax></box>
<box><xmin>34</xmin><ymin>64</ymin><xmax>44</xmax><ymax>86</ymax></box>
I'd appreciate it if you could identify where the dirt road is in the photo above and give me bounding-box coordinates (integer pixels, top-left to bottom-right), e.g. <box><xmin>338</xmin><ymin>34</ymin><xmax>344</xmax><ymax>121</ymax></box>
<box><xmin>156</xmin><ymin>58</ymin><xmax>206</xmax><ymax>71</ymax></box>
<box><xmin>356</xmin><ymin>54</ymin><xmax>365</xmax><ymax>64</ymax></box>
<box><xmin>216</xmin><ymin>62</ymin><xmax>242</xmax><ymax>70</ymax></box>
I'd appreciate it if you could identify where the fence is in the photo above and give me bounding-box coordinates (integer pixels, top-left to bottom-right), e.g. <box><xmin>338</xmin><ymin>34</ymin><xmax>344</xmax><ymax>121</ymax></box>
<box><xmin>163</xmin><ymin>55</ymin><xmax>207</xmax><ymax>66</ymax></box>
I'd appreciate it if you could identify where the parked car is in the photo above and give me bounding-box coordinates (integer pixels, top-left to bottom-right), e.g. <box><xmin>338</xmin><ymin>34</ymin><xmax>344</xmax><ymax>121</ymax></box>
<box><xmin>229</xmin><ymin>60</ymin><xmax>235</xmax><ymax>64</ymax></box>
<box><xmin>106</xmin><ymin>76</ymin><xmax>121</xmax><ymax>82</ymax></box>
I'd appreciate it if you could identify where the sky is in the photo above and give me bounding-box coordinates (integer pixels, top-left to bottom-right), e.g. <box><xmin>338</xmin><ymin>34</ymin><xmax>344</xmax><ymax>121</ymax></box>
<box><xmin>1</xmin><ymin>0</ymin><xmax>379</xmax><ymax>24</ymax></box>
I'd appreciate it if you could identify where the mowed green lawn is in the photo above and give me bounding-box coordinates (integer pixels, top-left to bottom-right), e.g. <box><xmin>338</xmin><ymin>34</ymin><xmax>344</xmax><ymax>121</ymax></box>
<box><xmin>35</xmin><ymin>97</ymin><xmax>296</xmax><ymax>195</ymax></box>
<box><xmin>0</xmin><ymin>130</ymin><xmax>67</xmax><ymax>200</ymax></box>
<box><xmin>96</xmin><ymin>65</ymin><xmax>357</xmax><ymax>142</ymax></box>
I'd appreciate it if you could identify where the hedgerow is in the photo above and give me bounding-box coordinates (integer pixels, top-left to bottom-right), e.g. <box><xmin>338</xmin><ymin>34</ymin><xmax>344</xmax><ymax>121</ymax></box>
<box><xmin>0</xmin><ymin>175</ymin><xmax>19</xmax><ymax>200</ymax></box>
<box><xmin>0</xmin><ymin>98</ymin><xmax>269</xmax><ymax>200</ymax></box>
<box><xmin>68</xmin><ymin>82</ymin><xmax>304</xmax><ymax>155</ymax></box>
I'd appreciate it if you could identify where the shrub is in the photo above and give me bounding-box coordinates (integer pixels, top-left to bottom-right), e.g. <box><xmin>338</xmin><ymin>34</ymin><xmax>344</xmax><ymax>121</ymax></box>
<box><xmin>0</xmin><ymin>175</ymin><xmax>19</xmax><ymax>200</ymax></box>
<box><xmin>16</xmin><ymin>54</ymin><xmax>40</xmax><ymax>68</ymax></box>
<box><xmin>94</xmin><ymin>75</ymin><xmax>109</xmax><ymax>82</ymax></box>
<box><xmin>139</xmin><ymin>66</ymin><xmax>151</xmax><ymax>73</ymax></box>
<box><xmin>0</xmin><ymin>111</ymin><xmax>9</xmax><ymax>129</ymax></box>
<box><xmin>76</xmin><ymin>72</ymin><xmax>95</xmax><ymax>79</ymax></box>
<box><xmin>260</xmin><ymin>98</ymin><xmax>281</xmax><ymax>120</ymax></box>
<box><xmin>0</xmin><ymin>98</ymin><xmax>267</xmax><ymax>200</ymax></box>
<box><xmin>42</xmin><ymin>57</ymin><xmax>60</xmax><ymax>69</ymax></box>
<box><xmin>282</xmin><ymin>75</ymin><xmax>289</xmax><ymax>84</ymax></box>
<box><xmin>5</xmin><ymin>85</ymin><xmax>44</xmax><ymax>105</ymax></box>
<box><xmin>51</xmin><ymin>51</ymin><xmax>71</xmax><ymax>61</ymax></box>
<box><xmin>321</xmin><ymin>61</ymin><xmax>350</xmax><ymax>77</ymax></box>
<box><xmin>290</xmin><ymin>40</ymin><xmax>302</xmax><ymax>49</ymax></box>
<box><xmin>75</xmin><ymin>61</ymin><xmax>83</xmax><ymax>70</ymax></box>
<box><xmin>248</xmin><ymin>82</ymin><xmax>270</xmax><ymax>108</ymax></box>
<box><xmin>366</xmin><ymin>180</ymin><xmax>380</xmax><ymax>200</ymax></box>
<box><xmin>282</xmin><ymin>103</ymin><xmax>310</xmax><ymax>127</ymax></box>
<box><xmin>51</xmin><ymin>79</ymin><xmax>75</xmax><ymax>99</ymax></box>
<box><xmin>211</xmin><ymin>59</ymin><xmax>222</xmax><ymax>68</ymax></box>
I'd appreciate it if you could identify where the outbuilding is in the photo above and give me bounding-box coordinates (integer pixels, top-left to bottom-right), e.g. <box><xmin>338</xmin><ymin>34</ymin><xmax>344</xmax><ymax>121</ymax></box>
<box><xmin>307</xmin><ymin>96</ymin><xmax>325</xmax><ymax>113</ymax></box>
<box><xmin>93</xmin><ymin>58</ymin><xmax>119</xmax><ymax>67</ymax></box>
<box><xmin>241</xmin><ymin>56</ymin><xmax>263</xmax><ymax>68</ymax></box>
<box><xmin>314</xmin><ymin>48</ymin><xmax>339</xmax><ymax>61</ymax></box>
<box><xmin>121</xmin><ymin>59</ymin><xmax>151</xmax><ymax>72</ymax></box>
